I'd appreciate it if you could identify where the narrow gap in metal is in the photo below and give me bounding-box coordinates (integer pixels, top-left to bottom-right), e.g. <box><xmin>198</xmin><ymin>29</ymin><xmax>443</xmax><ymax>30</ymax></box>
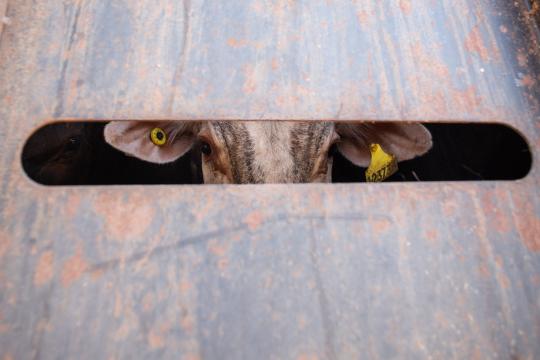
<box><xmin>21</xmin><ymin>121</ymin><xmax>532</xmax><ymax>185</ymax></box>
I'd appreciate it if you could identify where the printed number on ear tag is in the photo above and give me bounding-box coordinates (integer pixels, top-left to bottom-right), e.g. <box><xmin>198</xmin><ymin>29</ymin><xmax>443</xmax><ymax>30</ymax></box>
<box><xmin>150</xmin><ymin>127</ymin><xmax>167</xmax><ymax>146</ymax></box>
<box><xmin>365</xmin><ymin>143</ymin><xmax>398</xmax><ymax>182</ymax></box>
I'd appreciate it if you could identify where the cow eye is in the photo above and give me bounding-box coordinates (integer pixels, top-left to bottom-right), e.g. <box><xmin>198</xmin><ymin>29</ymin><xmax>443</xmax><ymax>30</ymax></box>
<box><xmin>65</xmin><ymin>136</ymin><xmax>81</xmax><ymax>152</ymax></box>
<box><xmin>150</xmin><ymin>127</ymin><xmax>167</xmax><ymax>146</ymax></box>
<box><xmin>328</xmin><ymin>143</ymin><xmax>338</xmax><ymax>157</ymax></box>
<box><xmin>201</xmin><ymin>141</ymin><xmax>212</xmax><ymax>156</ymax></box>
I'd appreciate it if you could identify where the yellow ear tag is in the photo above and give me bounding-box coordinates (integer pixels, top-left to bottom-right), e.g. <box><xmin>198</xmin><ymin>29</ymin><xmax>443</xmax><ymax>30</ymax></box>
<box><xmin>150</xmin><ymin>127</ymin><xmax>167</xmax><ymax>146</ymax></box>
<box><xmin>365</xmin><ymin>143</ymin><xmax>398</xmax><ymax>182</ymax></box>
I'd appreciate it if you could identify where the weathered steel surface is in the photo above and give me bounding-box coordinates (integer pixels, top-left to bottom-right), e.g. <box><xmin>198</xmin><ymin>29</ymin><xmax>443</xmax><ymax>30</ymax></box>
<box><xmin>0</xmin><ymin>0</ymin><xmax>539</xmax><ymax>359</ymax></box>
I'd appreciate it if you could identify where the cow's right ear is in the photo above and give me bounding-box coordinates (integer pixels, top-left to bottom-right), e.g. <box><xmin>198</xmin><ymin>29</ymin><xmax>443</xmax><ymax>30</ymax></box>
<box><xmin>104</xmin><ymin>121</ymin><xmax>198</xmax><ymax>164</ymax></box>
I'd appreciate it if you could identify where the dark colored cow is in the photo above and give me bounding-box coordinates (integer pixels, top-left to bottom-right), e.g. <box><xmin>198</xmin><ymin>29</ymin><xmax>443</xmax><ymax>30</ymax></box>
<box><xmin>22</xmin><ymin>122</ymin><xmax>197</xmax><ymax>185</ymax></box>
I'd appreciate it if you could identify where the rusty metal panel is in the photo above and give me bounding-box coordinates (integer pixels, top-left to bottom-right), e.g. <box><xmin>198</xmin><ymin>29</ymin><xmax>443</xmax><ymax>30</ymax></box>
<box><xmin>0</xmin><ymin>0</ymin><xmax>539</xmax><ymax>359</ymax></box>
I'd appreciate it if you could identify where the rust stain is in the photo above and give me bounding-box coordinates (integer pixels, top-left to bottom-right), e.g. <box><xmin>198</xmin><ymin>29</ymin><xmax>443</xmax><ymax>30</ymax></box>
<box><xmin>179</xmin><ymin>279</ymin><xmax>192</xmax><ymax>292</ymax></box>
<box><xmin>227</xmin><ymin>37</ymin><xmax>248</xmax><ymax>48</ymax></box>
<box><xmin>371</xmin><ymin>217</ymin><xmax>392</xmax><ymax>235</ymax></box>
<box><xmin>297</xmin><ymin>314</ymin><xmax>307</xmax><ymax>330</ymax></box>
<box><xmin>89</xmin><ymin>267</ymin><xmax>104</xmax><ymax>280</ymax></box>
<box><xmin>113</xmin><ymin>321</ymin><xmax>131</xmax><ymax>341</ymax></box>
<box><xmin>250</xmin><ymin>1</ymin><xmax>264</xmax><ymax>15</ymax></box>
<box><xmin>399</xmin><ymin>0</ymin><xmax>412</xmax><ymax>15</ymax></box>
<box><xmin>452</xmin><ymin>85</ymin><xmax>482</xmax><ymax>113</ymax></box>
<box><xmin>423</xmin><ymin>91</ymin><xmax>448</xmax><ymax>116</ymax></box>
<box><xmin>410</xmin><ymin>42</ymin><xmax>449</xmax><ymax>79</ymax></box>
<box><xmin>272</xmin><ymin>0</ymin><xmax>294</xmax><ymax>17</ymax></box>
<box><xmin>180</xmin><ymin>311</ymin><xmax>195</xmax><ymax>333</ymax></box>
<box><xmin>424</xmin><ymin>229</ymin><xmax>438</xmax><ymax>244</ymax></box>
<box><xmin>183</xmin><ymin>355</ymin><xmax>201</xmax><ymax>360</ymax></box>
<box><xmin>3</xmin><ymin>95</ymin><xmax>12</xmax><ymax>104</ymax></box>
<box><xmin>519</xmin><ymin>74</ymin><xmax>535</xmax><ymax>88</ymax></box>
<box><xmin>517</xmin><ymin>50</ymin><xmax>528</xmax><ymax>67</ymax></box>
<box><xmin>477</xmin><ymin>262</ymin><xmax>490</xmax><ymax>278</ymax></box>
<box><xmin>405</xmin><ymin>41</ymin><xmax>474</xmax><ymax>117</ymax></box>
<box><xmin>114</xmin><ymin>291</ymin><xmax>123</xmax><ymax>318</ymax></box>
<box><xmin>291</xmin><ymin>268</ymin><xmax>303</xmax><ymax>279</ymax></box>
<box><xmin>142</xmin><ymin>293</ymin><xmax>155</xmax><ymax>312</ymax></box>
<box><xmin>94</xmin><ymin>192</ymin><xmax>155</xmax><ymax>239</ymax></box>
<box><xmin>208</xmin><ymin>240</ymin><xmax>228</xmax><ymax>257</ymax></box>
<box><xmin>442</xmin><ymin>197</ymin><xmax>458</xmax><ymax>217</ymax></box>
<box><xmin>496</xmin><ymin>271</ymin><xmax>510</xmax><ymax>289</ymax></box>
<box><xmin>481</xmin><ymin>192</ymin><xmax>510</xmax><ymax>234</ymax></box>
<box><xmin>34</xmin><ymin>251</ymin><xmax>54</xmax><ymax>286</ymax></box>
<box><xmin>0</xmin><ymin>230</ymin><xmax>11</xmax><ymax>258</ymax></box>
<box><xmin>464</xmin><ymin>25</ymin><xmax>490</xmax><ymax>61</ymax></box>
<box><xmin>415</xmin><ymin>338</ymin><xmax>427</xmax><ymax>352</ymax></box>
<box><xmin>245</xmin><ymin>211</ymin><xmax>264</xmax><ymax>230</ymax></box>
<box><xmin>308</xmin><ymin>190</ymin><xmax>323</xmax><ymax>209</ymax></box>
<box><xmin>518</xmin><ymin>217</ymin><xmax>540</xmax><ymax>252</ymax></box>
<box><xmin>243</xmin><ymin>65</ymin><xmax>257</xmax><ymax>94</ymax></box>
<box><xmin>263</xmin><ymin>274</ymin><xmax>273</xmax><ymax>288</ymax></box>
<box><xmin>275</xmin><ymin>93</ymin><xmax>300</xmax><ymax>108</ymax></box>
<box><xmin>61</xmin><ymin>248</ymin><xmax>88</xmax><ymax>287</ymax></box>
<box><xmin>356</xmin><ymin>10</ymin><xmax>369</xmax><ymax>26</ymax></box>
<box><xmin>0</xmin><ymin>312</ymin><xmax>9</xmax><ymax>333</ymax></box>
<box><xmin>512</xmin><ymin>193</ymin><xmax>540</xmax><ymax>252</ymax></box>
<box><xmin>35</xmin><ymin>318</ymin><xmax>52</xmax><ymax>334</ymax></box>
<box><xmin>217</xmin><ymin>258</ymin><xmax>229</xmax><ymax>270</ymax></box>
<box><xmin>434</xmin><ymin>312</ymin><xmax>450</xmax><ymax>328</ymax></box>
<box><xmin>297</xmin><ymin>354</ymin><xmax>319</xmax><ymax>360</ymax></box>
<box><xmin>64</xmin><ymin>193</ymin><xmax>81</xmax><ymax>218</ymax></box>
<box><xmin>147</xmin><ymin>329</ymin><xmax>165</xmax><ymax>349</ymax></box>
<box><xmin>471</xmin><ymin>346</ymin><xmax>483</xmax><ymax>360</ymax></box>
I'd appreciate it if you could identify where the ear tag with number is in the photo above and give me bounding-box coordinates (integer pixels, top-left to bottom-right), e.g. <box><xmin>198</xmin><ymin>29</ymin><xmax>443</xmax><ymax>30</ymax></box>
<box><xmin>365</xmin><ymin>143</ymin><xmax>398</xmax><ymax>182</ymax></box>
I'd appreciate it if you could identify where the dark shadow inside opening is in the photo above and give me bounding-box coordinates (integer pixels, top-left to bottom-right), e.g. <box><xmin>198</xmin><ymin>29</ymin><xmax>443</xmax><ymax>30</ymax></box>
<box><xmin>22</xmin><ymin>122</ymin><xmax>532</xmax><ymax>185</ymax></box>
<box><xmin>333</xmin><ymin>123</ymin><xmax>532</xmax><ymax>182</ymax></box>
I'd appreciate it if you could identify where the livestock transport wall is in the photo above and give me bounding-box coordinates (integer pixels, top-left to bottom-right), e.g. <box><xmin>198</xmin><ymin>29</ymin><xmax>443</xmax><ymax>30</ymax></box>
<box><xmin>1</xmin><ymin>0</ymin><xmax>539</xmax><ymax>358</ymax></box>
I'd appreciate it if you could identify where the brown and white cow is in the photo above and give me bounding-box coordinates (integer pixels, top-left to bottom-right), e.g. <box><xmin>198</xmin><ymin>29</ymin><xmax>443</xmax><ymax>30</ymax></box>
<box><xmin>104</xmin><ymin>121</ymin><xmax>432</xmax><ymax>184</ymax></box>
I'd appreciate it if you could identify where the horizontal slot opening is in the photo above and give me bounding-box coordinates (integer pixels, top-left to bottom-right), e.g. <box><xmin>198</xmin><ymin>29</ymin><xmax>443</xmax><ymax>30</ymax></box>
<box><xmin>22</xmin><ymin>121</ymin><xmax>532</xmax><ymax>185</ymax></box>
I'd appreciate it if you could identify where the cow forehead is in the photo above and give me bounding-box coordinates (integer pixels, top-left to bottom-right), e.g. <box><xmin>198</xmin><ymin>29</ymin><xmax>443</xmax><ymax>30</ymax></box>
<box><xmin>210</xmin><ymin>121</ymin><xmax>334</xmax><ymax>142</ymax></box>
<box><xmin>208</xmin><ymin>121</ymin><xmax>334</xmax><ymax>183</ymax></box>
<box><xmin>209</xmin><ymin>121</ymin><xmax>334</xmax><ymax>153</ymax></box>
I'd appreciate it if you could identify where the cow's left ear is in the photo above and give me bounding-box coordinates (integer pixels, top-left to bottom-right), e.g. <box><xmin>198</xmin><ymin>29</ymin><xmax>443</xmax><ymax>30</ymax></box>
<box><xmin>335</xmin><ymin>123</ymin><xmax>432</xmax><ymax>167</ymax></box>
<box><xmin>104</xmin><ymin>121</ymin><xmax>198</xmax><ymax>164</ymax></box>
